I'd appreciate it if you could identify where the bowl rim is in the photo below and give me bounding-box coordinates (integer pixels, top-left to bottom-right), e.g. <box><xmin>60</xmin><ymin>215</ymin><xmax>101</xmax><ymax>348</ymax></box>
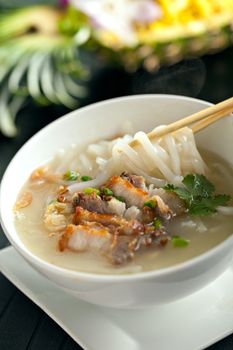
<box><xmin>1</xmin><ymin>93</ymin><xmax>233</xmax><ymax>282</ymax></box>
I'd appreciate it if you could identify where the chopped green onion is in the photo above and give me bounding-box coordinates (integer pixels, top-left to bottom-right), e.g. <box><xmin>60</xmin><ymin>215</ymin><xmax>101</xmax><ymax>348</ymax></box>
<box><xmin>84</xmin><ymin>187</ymin><xmax>100</xmax><ymax>195</ymax></box>
<box><xmin>144</xmin><ymin>200</ymin><xmax>157</xmax><ymax>209</ymax></box>
<box><xmin>102</xmin><ymin>188</ymin><xmax>114</xmax><ymax>196</ymax></box>
<box><xmin>81</xmin><ymin>175</ymin><xmax>92</xmax><ymax>182</ymax></box>
<box><xmin>115</xmin><ymin>196</ymin><xmax>125</xmax><ymax>202</ymax></box>
<box><xmin>172</xmin><ymin>235</ymin><xmax>189</xmax><ymax>247</ymax></box>
<box><xmin>63</xmin><ymin>170</ymin><xmax>79</xmax><ymax>181</ymax></box>
<box><xmin>153</xmin><ymin>218</ymin><xmax>162</xmax><ymax>229</ymax></box>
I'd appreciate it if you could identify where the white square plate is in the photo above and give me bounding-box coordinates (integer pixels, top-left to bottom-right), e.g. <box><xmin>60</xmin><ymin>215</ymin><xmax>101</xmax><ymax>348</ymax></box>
<box><xmin>1</xmin><ymin>246</ymin><xmax>233</xmax><ymax>350</ymax></box>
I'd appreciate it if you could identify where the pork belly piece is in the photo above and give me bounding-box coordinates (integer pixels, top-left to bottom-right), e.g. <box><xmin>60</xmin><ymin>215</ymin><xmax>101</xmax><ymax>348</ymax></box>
<box><xmin>59</xmin><ymin>223</ymin><xmax>169</xmax><ymax>265</ymax></box>
<box><xmin>73</xmin><ymin>192</ymin><xmax>107</xmax><ymax>214</ymax></box>
<box><xmin>59</xmin><ymin>223</ymin><xmax>111</xmax><ymax>252</ymax></box>
<box><xmin>149</xmin><ymin>188</ymin><xmax>186</xmax><ymax>217</ymax></box>
<box><xmin>121</xmin><ymin>172</ymin><xmax>147</xmax><ymax>190</ymax></box>
<box><xmin>159</xmin><ymin>191</ymin><xmax>186</xmax><ymax>217</ymax></box>
<box><xmin>106</xmin><ymin>176</ymin><xmax>148</xmax><ymax>208</ymax></box>
<box><xmin>72</xmin><ymin>175</ymin><xmax>175</xmax><ymax>222</ymax></box>
<box><xmin>59</xmin><ymin>223</ymin><xmax>135</xmax><ymax>264</ymax></box>
<box><xmin>74</xmin><ymin>207</ymin><xmax>144</xmax><ymax>235</ymax></box>
<box><xmin>108</xmin><ymin>232</ymin><xmax>168</xmax><ymax>264</ymax></box>
<box><xmin>72</xmin><ymin>192</ymin><xmax>127</xmax><ymax>216</ymax></box>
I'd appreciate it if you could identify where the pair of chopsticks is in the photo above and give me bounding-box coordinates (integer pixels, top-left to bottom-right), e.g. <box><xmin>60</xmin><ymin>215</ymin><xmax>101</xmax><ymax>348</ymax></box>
<box><xmin>129</xmin><ymin>97</ymin><xmax>233</xmax><ymax>148</ymax></box>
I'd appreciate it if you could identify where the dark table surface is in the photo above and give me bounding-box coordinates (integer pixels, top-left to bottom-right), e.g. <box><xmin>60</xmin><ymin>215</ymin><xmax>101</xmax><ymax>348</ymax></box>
<box><xmin>0</xmin><ymin>47</ymin><xmax>233</xmax><ymax>350</ymax></box>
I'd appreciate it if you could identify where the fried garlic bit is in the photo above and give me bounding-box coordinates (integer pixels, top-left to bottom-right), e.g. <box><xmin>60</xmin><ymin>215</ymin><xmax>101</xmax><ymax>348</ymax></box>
<box><xmin>30</xmin><ymin>167</ymin><xmax>61</xmax><ymax>183</ymax></box>
<box><xmin>30</xmin><ymin>167</ymin><xmax>49</xmax><ymax>180</ymax></box>
<box><xmin>15</xmin><ymin>191</ymin><xmax>32</xmax><ymax>210</ymax></box>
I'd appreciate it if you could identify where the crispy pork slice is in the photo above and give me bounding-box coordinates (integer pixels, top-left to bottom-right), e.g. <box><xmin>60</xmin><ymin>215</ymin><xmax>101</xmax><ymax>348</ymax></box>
<box><xmin>59</xmin><ymin>223</ymin><xmax>111</xmax><ymax>252</ymax></box>
<box><xmin>73</xmin><ymin>193</ymin><xmax>126</xmax><ymax>216</ymax></box>
<box><xmin>106</xmin><ymin>176</ymin><xmax>148</xmax><ymax>208</ymax></box>
<box><xmin>159</xmin><ymin>191</ymin><xmax>186</xmax><ymax>216</ymax></box>
<box><xmin>74</xmin><ymin>207</ymin><xmax>144</xmax><ymax>235</ymax></box>
<box><xmin>59</xmin><ymin>223</ymin><xmax>169</xmax><ymax>265</ymax></box>
<box><xmin>73</xmin><ymin>192</ymin><xmax>107</xmax><ymax>214</ymax></box>
<box><xmin>148</xmin><ymin>188</ymin><xmax>186</xmax><ymax>217</ymax></box>
<box><xmin>106</xmin><ymin>176</ymin><xmax>173</xmax><ymax>220</ymax></box>
<box><xmin>106</xmin><ymin>231</ymin><xmax>168</xmax><ymax>265</ymax></box>
<box><xmin>121</xmin><ymin>173</ymin><xmax>147</xmax><ymax>190</ymax></box>
<box><xmin>59</xmin><ymin>223</ymin><xmax>134</xmax><ymax>264</ymax></box>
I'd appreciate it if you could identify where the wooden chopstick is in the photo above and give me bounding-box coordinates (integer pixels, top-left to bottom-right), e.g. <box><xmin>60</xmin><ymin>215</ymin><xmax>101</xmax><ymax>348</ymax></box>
<box><xmin>129</xmin><ymin>97</ymin><xmax>233</xmax><ymax>148</ymax></box>
<box><xmin>192</xmin><ymin>107</ymin><xmax>233</xmax><ymax>133</ymax></box>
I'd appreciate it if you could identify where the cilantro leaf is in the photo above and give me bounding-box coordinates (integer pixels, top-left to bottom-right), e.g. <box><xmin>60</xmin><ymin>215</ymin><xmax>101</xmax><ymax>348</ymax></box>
<box><xmin>164</xmin><ymin>174</ymin><xmax>231</xmax><ymax>216</ymax></box>
<box><xmin>182</xmin><ymin>174</ymin><xmax>214</xmax><ymax>198</ymax></box>
<box><xmin>171</xmin><ymin>187</ymin><xmax>191</xmax><ymax>203</ymax></box>
<box><xmin>189</xmin><ymin>200</ymin><xmax>217</xmax><ymax>216</ymax></box>
<box><xmin>164</xmin><ymin>183</ymin><xmax>191</xmax><ymax>203</ymax></box>
<box><xmin>212</xmin><ymin>194</ymin><xmax>231</xmax><ymax>207</ymax></box>
<box><xmin>163</xmin><ymin>184</ymin><xmax>176</xmax><ymax>192</ymax></box>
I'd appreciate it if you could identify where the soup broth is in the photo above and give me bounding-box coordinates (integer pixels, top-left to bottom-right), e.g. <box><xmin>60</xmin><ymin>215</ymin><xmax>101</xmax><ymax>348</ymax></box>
<box><xmin>14</xmin><ymin>149</ymin><xmax>233</xmax><ymax>274</ymax></box>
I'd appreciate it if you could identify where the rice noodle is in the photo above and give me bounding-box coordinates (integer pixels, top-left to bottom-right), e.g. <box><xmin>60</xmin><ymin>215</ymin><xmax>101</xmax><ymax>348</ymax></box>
<box><xmin>163</xmin><ymin>133</ymin><xmax>181</xmax><ymax>175</ymax></box>
<box><xmin>68</xmin><ymin>159</ymin><xmax>116</xmax><ymax>192</ymax></box>
<box><xmin>133</xmin><ymin>131</ymin><xmax>175</xmax><ymax>179</ymax></box>
<box><xmin>49</xmin><ymin>126</ymin><xmax>207</xmax><ymax>194</ymax></box>
<box><xmin>120</xmin><ymin>157</ymin><xmax>167</xmax><ymax>187</ymax></box>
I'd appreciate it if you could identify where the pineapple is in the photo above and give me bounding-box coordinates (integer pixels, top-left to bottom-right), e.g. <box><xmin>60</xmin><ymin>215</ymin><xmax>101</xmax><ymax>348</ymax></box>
<box><xmin>75</xmin><ymin>0</ymin><xmax>233</xmax><ymax>71</ymax></box>
<box><xmin>0</xmin><ymin>1</ymin><xmax>232</xmax><ymax>136</ymax></box>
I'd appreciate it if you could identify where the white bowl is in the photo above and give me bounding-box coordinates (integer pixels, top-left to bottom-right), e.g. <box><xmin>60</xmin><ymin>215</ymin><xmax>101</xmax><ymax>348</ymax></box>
<box><xmin>1</xmin><ymin>95</ymin><xmax>233</xmax><ymax>309</ymax></box>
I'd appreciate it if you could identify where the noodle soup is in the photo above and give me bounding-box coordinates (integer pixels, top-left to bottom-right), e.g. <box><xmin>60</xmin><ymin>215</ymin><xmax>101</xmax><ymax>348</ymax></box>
<box><xmin>2</xmin><ymin>95</ymin><xmax>233</xmax><ymax>308</ymax></box>
<box><xmin>14</xmin><ymin>129</ymin><xmax>233</xmax><ymax>274</ymax></box>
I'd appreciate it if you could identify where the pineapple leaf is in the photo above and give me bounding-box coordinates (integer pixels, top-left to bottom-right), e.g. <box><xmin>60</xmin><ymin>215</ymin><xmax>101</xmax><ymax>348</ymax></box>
<box><xmin>0</xmin><ymin>6</ymin><xmax>62</xmax><ymax>41</ymax></box>
<box><xmin>0</xmin><ymin>6</ymin><xmax>89</xmax><ymax>137</ymax></box>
